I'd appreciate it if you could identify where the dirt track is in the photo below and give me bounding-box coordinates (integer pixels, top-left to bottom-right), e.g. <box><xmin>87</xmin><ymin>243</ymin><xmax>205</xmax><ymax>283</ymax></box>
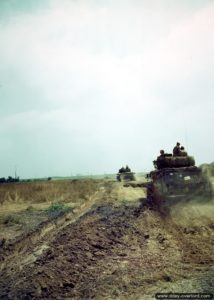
<box><xmin>0</xmin><ymin>181</ymin><xmax>214</xmax><ymax>299</ymax></box>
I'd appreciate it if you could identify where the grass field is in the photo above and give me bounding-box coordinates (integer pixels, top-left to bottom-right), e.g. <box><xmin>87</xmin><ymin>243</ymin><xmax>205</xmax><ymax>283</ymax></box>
<box><xmin>0</xmin><ymin>179</ymin><xmax>101</xmax><ymax>241</ymax></box>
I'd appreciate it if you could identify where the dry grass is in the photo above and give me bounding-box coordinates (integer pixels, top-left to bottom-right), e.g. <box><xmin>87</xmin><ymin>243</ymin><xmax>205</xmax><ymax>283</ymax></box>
<box><xmin>0</xmin><ymin>179</ymin><xmax>101</xmax><ymax>240</ymax></box>
<box><xmin>0</xmin><ymin>179</ymin><xmax>100</xmax><ymax>207</ymax></box>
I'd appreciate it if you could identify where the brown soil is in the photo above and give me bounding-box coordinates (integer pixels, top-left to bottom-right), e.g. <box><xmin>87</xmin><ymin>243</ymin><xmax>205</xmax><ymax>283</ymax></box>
<box><xmin>0</xmin><ymin>181</ymin><xmax>214</xmax><ymax>299</ymax></box>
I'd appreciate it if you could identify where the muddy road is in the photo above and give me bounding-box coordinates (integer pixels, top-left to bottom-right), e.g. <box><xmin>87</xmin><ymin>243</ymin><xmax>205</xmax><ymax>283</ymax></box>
<box><xmin>0</xmin><ymin>181</ymin><xmax>214</xmax><ymax>299</ymax></box>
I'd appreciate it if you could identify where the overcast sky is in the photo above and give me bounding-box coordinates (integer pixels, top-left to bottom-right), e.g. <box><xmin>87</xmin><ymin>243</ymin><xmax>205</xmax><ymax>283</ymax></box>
<box><xmin>0</xmin><ymin>0</ymin><xmax>213</xmax><ymax>178</ymax></box>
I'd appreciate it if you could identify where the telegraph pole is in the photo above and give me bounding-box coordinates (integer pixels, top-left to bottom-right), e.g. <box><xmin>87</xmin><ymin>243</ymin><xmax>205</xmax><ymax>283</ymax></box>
<box><xmin>15</xmin><ymin>165</ymin><xmax>17</xmax><ymax>179</ymax></box>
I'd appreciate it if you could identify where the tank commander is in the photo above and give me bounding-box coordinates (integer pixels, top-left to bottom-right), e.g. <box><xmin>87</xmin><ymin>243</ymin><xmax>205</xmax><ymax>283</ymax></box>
<box><xmin>173</xmin><ymin>142</ymin><xmax>181</xmax><ymax>156</ymax></box>
<box><xmin>119</xmin><ymin>167</ymin><xmax>125</xmax><ymax>173</ymax></box>
<box><xmin>156</xmin><ymin>150</ymin><xmax>166</xmax><ymax>169</ymax></box>
<box><xmin>180</xmin><ymin>146</ymin><xmax>188</xmax><ymax>156</ymax></box>
<box><xmin>159</xmin><ymin>150</ymin><xmax>165</xmax><ymax>157</ymax></box>
<box><xmin>125</xmin><ymin>165</ymin><xmax>131</xmax><ymax>172</ymax></box>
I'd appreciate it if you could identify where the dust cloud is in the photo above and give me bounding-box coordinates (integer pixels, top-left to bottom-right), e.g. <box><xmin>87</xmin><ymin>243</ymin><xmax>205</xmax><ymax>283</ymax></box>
<box><xmin>169</xmin><ymin>193</ymin><xmax>214</xmax><ymax>228</ymax></box>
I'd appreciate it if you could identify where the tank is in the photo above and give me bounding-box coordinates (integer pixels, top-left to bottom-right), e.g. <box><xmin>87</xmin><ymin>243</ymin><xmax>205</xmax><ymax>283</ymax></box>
<box><xmin>147</xmin><ymin>154</ymin><xmax>212</xmax><ymax>207</ymax></box>
<box><xmin>117</xmin><ymin>166</ymin><xmax>136</xmax><ymax>182</ymax></box>
<box><xmin>116</xmin><ymin>172</ymin><xmax>136</xmax><ymax>182</ymax></box>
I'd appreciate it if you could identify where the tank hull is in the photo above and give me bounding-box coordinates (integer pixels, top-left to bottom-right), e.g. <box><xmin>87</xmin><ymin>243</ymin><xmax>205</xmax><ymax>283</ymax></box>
<box><xmin>117</xmin><ymin>172</ymin><xmax>136</xmax><ymax>182</ymax></box>
<box><xmin>147</xmin><ymin>166</ymin><xmax>212</xmax><ymax>207</ymax></box>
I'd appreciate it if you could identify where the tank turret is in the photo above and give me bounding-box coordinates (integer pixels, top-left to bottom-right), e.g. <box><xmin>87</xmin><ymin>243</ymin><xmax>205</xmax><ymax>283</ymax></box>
<box><xmin>154</xmin><ymin>155</ymin><xmax>195</xmax><ymax>170</ymax></box>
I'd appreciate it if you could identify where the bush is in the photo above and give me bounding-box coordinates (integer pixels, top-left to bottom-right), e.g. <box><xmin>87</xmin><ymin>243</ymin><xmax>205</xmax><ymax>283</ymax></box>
<box><xmin>46</xmin><ymin>203</ymin><xmax>68</xmax><ymax>212</ymax></box>
<box><xmin>45</xmin><ymin>203</ymin><xmax>72</xmax><ymax>219</ymax></box>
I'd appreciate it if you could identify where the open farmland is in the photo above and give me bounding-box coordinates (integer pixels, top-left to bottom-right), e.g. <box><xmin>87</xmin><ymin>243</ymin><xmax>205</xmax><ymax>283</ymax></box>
<box><xmin>0</xmin><ymin>178</ymin><xmax>214</xmax><ymax>299</ymax></box>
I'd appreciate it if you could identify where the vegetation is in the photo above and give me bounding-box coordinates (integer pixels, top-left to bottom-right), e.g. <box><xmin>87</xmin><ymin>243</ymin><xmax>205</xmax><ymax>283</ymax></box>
<box><xmin>1</xmin><ymin>214</ymin><xmax>23</xmax><ymax>225</ymax></box>
<box><xmin>45</xmin><ymin>202</ymin><xmax>72</xmax><ymax>218</ymax></box>
<box><xmin>0</xmin><ymin>179</ymin><xmax>99</xmax><ymax>205</ymax></box>
<box><xmin>0</xmin><ymin>176</ymin><xmax>20</xmax><ymax>183</ymax></box>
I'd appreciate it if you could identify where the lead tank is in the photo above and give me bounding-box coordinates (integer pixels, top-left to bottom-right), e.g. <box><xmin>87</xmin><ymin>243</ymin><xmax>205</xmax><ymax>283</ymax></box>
<box><xmin>147</xmin><ymin>153</ymin><xmax>212</xmax><ymax>207</ymax></box>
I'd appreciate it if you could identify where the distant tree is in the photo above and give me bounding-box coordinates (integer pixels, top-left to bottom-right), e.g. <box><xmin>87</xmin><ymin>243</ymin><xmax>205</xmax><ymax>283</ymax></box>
<box><xmin>6</xmin><ymin>176</ymin><xmax>20</xmax><ymax>183</ymax></box>
<box><xmin>7</xmin><ymin>176</ymin><xmax>13</xmax><ymax>182</ymax></box>
<box><xmin>0</xmin><ymin>177</ymin><xmax>6</xmax><ymax>183</ymax></box>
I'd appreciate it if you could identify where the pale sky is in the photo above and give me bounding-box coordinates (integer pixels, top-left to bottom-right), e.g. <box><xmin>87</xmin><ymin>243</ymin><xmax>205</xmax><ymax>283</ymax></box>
<box><xmin>0</xmin><ymin>0</ymin><xmax>213</xmax><ymax>178</ymax></box>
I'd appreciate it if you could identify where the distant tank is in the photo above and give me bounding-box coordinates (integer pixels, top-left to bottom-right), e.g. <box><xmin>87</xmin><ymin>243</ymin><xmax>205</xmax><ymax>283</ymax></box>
<box><xmin>147</xmin><ymin>153</ymin><xmax>212</xmax><ymax>207</ymax></box>
<box><xmin>117</xmin><ymin>172</ymin><xmax>136</xmax><ymax>182</ymax></box>
<box><xmin>117</xmin><ymin>165</ymin><xmax>136</xmax><ymax>182</ymax></box>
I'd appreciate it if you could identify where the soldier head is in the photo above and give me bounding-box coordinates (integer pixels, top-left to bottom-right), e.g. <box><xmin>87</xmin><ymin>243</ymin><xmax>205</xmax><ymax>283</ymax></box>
<box><xmin>180</xmin><ymin>146</ymin><xmax>184</xmax><ymax>150</ymax></box>
<box><xmin>160</xmin><ymin>150</ymin><xmax>164</xmax><ymax>155</ymax></box>
<box><xmin>176</xmin><ymin>142</ymin><xmax>180</xmax><ymax>146</ymax></box>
